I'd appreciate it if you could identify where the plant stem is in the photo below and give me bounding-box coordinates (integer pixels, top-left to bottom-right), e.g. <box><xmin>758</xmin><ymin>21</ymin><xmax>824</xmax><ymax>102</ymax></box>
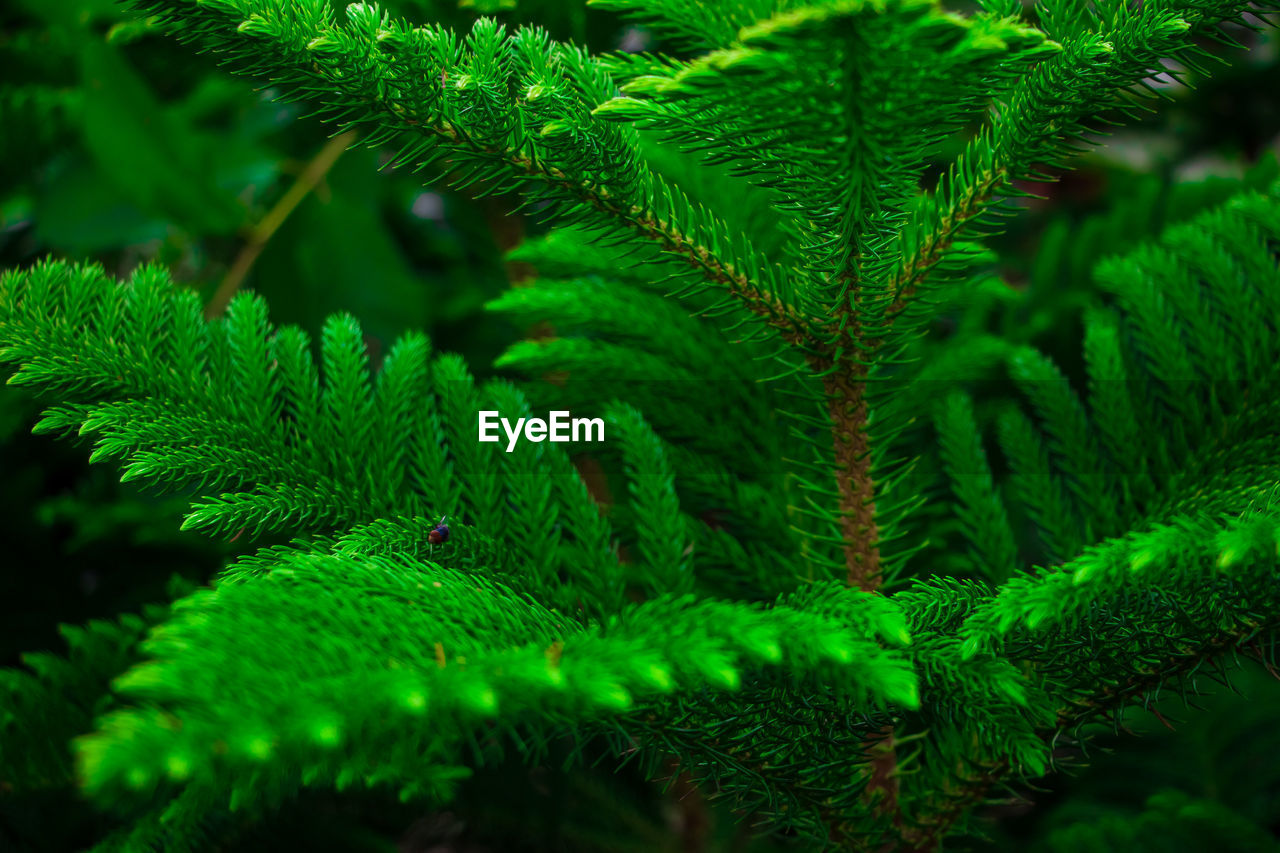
<box><xmin>477</xmin><ymin>194</ymin><xmax>534</xmax><ymax>286</ymax></box>
<box><xmin>823</xmin><ymin>363</ymin><xmax>882</xmax><ymax>591</ymax></box>
<box><xmin>817</xmin><ymin>291</ymin><xmax>897</xmax><ymax>847</ymax></box>
<box><xmin>205</xmin><ymin>130</ymin><xmax>357</xmax><ymax>318</ymax></box>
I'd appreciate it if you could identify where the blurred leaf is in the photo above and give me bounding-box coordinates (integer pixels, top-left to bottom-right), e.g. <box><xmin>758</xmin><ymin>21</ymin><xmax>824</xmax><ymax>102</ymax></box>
<box><xmin>14</xmin><ymin>0</ymin><xmax>121</xmax><ymax>28</ymax></box>
<box><xmin>107</xmin><ymin>16</ymin><xmax>164</xmax><ymax>46</ymax></box>
<box><xmin>34</xmin><ymin>157</ymin><xmax>168</xmax><ymax>252</ymax></box>
<box><xmin>251</xmin><ymin>151</ymin><xmax>428</xmax><ymax>347</ymax></box>
<box><xmin>1</xmin><ymin>194</ymin><xmax>33</xmax><ymax>231</ymax></box>
<box><xmin>78</xmin><ymin>40</ymin><xmax>244</xmax><ymax>235</ymax></box>
<box><xmin>460</xmin><ymin>0</ymin><xmax>519</xmax><ymax>10</ymax></box>
<box><xmin>166</xmin><ymin>77</ymin><xmax>287</xmax><ymax>201</ymax></box>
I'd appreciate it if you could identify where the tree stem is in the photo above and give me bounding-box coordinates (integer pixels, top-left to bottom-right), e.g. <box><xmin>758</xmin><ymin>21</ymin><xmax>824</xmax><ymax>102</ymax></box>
<box><xmin>823</xmin><ymin>363</ymin><xmax>882</xmax><ymax>592</ymax></box>
<box><xmin>820</xmin><ymin>344</ymin><xmax>897</xmax><ymax>846</ymax></box>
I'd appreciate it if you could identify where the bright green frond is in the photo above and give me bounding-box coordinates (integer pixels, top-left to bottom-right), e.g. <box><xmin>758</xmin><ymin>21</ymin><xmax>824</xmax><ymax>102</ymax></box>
<box><xmin>0</xmin><ymin>259</ymin><xmax>627</xmax><ymax>616</ymax></box>
<box><xmin>129</xmin><ymin>0</ymin><xmax>811</xmax><ymax>344</ymax></box>
<box><xmin>77</xmin><ymin>552</ymin><xmax>917</xmax><ymax>812</ymax></box>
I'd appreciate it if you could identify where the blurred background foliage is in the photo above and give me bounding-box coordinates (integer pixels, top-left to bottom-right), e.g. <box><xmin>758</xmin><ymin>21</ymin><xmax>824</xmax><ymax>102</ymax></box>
<box><xmin>1</xmin><ymin>0</ymin><xmax>1279</xmax><ymax>850</ymax></box>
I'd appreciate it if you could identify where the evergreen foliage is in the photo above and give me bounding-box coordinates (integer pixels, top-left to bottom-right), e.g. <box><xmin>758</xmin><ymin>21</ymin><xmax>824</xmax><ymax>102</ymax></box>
<box><xmin>1</xmin><ymin>0</ymin><xmax>1279</xmax><ymax>850</ymax></box>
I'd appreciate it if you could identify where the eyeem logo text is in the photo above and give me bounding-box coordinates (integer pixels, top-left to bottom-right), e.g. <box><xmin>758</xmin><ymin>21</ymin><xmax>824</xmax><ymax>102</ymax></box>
<box><xmin>478</xmin><ymin>410</ymin><xmax>605</xmax><ymax>452</ymax></box>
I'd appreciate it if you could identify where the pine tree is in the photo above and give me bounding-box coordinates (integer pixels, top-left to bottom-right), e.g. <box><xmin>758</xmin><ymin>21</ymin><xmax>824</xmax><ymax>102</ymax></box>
<box><xmin>2</xmin><ymin>0</ymin><xmax>1279</xmax><ymax>850</ymax></box>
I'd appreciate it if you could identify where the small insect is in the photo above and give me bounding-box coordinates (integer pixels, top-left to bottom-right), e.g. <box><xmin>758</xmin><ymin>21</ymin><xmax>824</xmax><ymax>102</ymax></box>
<box><xmin>428</xmin><ymin>516</ymin><xmax>451</xmax><ymax>546</ymax></box>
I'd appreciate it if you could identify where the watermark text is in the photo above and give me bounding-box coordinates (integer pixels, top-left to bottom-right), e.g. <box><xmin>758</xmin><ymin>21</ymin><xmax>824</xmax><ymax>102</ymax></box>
<box><xmin>478</xmin><ymin>410</ymin><xmax>604</xmax><ymax>452</ymax></box>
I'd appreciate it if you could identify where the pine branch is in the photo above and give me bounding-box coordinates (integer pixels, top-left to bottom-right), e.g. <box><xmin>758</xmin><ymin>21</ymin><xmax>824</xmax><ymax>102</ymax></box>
<box><xmin>0</xmin><ymin>259</ymin><xmax>627</xmax><ymax>613</ymax></box>
<box><xmin>75</xmin><ymin>555</ymin><xmax>919</xmax><ymax>811</ymax></box>
<box><xmin>906</xmin><ymin>607</ymin><xmax>1280</xmax><ymax>851</ymax></box>
<box><xmin>885</xmin><ymin>0</ymin><xmax>1275</xmax><ymax>334</ymax></box>
<box><xmin>136</xmin><ymin>0</ymin><xmax>814</xmax><ymax>346</ymax></box>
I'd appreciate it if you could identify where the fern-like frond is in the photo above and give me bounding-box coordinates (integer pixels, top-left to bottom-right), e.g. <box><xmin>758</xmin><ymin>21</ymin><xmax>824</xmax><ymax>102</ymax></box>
<box><xmin>130</xmin><ymin>0</ymin><xmax>811</xmax><ymax>344</ymax></box>
<box><xmin>0</xmin><ymin>260</ymin><xmax>625</xmax><ymax>615</ymax></box>
<box><xmin>1042</xmin><ymin>789</ymin><xmax>1280</xmax><ymax>853</ymax></box>
<box><xmin>77</xmin><ymin>552</ymin><xmax>918</xmax><ymax>820</ymax></box>
<box><xmin>595</xmin><ymin>0</ymin><xmax>1056</xmax><ymax>311</ymax></box>
<box><xmin>2</xmin><ymin>599</ymin><xmax>171</xmax><ymax>794</ymax></box>
<box><xmin>933</xmin><ymin>391</ymin><xmax>1019</xmax><ymax>582</ymax></box>
<box><xmin>888</xmin><ymin>0</ymin><xmax>1274</xmax><ymax>345</ymax></box>
<box><xmin>952</xmin><ymin>182</ymin><xmax>1280</xmax><ymax>651</ymax></box>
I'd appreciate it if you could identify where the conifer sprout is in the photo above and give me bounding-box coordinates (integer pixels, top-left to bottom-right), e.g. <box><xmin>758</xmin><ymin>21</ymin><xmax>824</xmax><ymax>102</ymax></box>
<box><xmin>1</xmin><ymin>0</ymin><xmax>1280</xmax><ymax>850</ymax></box>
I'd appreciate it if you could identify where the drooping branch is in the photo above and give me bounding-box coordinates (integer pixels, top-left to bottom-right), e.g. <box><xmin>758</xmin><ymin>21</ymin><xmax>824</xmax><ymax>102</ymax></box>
<box><xmin>135</xmin><ymin>0</ymin><xmax>817</xmax><ymax>348</ymax></box>
<box><xmin>898</xmin><ymin>613</ymin><xmax>1280</xmax><ymax>851</ymax></box>
<box><xmin>398</xmin><ymin>117</ymin><xmax>814</xmax><ymax>344</ymax></box>
<box><xmin>875</xmin><ymin>0</ymin><xmax>1270</xmax><ymax>338</ymax></box>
